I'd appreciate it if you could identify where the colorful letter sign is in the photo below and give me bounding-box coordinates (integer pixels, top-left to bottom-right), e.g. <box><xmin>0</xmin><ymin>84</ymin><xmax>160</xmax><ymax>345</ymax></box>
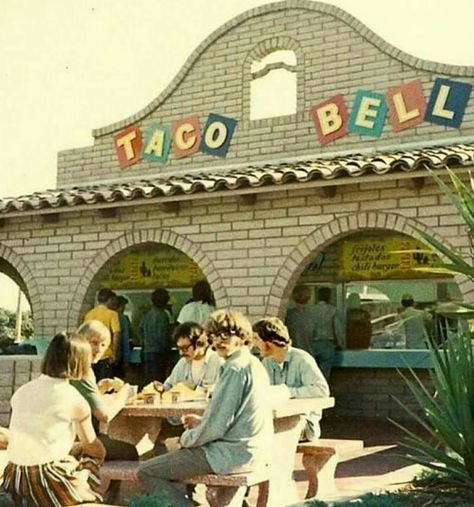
<box><xmin>349</xmin><ymin>91</ymin><xmax>387</xmax><ymax>137</ymax></box>
<box><xmin>114</xmin><ymin>125</ymin><xmax>143</xmax><ymax>169</ymax></box>
<box><xmin>172</xmin><ymin>115</ymin><xmax>201</xmax><ymax>159</ymax></box>
<box><xmin>425</xmin><ymin>78</ymin><xmax>473</xmax><ymax>128</ymax></box>
<box><xmin>386</xmin><ymin>80</ymin><xmax>425</xmax><ymax>132</ymax></box>
<box><xmin>311</xmin><ymin>95</ymin><xmax>348</xmax><ymax>146</ymax></box>
<box><xmin>143</xmin><ymin>123</ymin><xmax>171</xmax><ymax>163</ymax></box>
<box><xmin>200</xmin><ymin>113</ymin><xmax>237</xmax><ymax>157</ymax></box>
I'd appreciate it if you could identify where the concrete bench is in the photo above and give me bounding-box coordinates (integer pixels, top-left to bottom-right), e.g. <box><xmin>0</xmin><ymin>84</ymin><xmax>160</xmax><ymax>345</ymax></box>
<box><xmin>295</xmin><ymin>438</ymin><xmax>364</xmax><ymax>499</ymax></box>
<box><xmin>100</xmin><ymin>460</ymin><xmax>270</xmax><ymax>506</ymax></box>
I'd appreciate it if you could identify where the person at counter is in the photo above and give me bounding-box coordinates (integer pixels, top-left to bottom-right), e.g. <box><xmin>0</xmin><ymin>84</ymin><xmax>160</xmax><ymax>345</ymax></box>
<box><xmin>138</xmin><ymin>309</ymin><xmax>273</xmax><ymax>507</ymax></box>
<box><xmin>177</xmin><ymin>280</ymin><xmax>215</xmax><ymax>326</ymax></box>
<box><xmin>253</xmin><ymin>316</ymin><xmax>329</xmax><ymax>441</ymax></box>
<box><xmin>139</xmin><ymin>287</ymin><xmax>172</xmax><ymax>383</ymax></box>
<box><xmin>312</xmin><ymin>287</ymin><xmax>344</xmax><ymax>379</ymax></box>
<box><xmin>345</xmin><ymin>293</ymin><xmax>372</xmax><ymax>349</ymax></box>
<box><xmin>152</xmin><ymin>322</ymin><xmax>223</xmax><ymax>454</ymax></box>
<box><xmin>285</xmin><ymin>285</ymin><xmax>318</xmax><ymax>354</ymax></box>
<box><xmin>400</xmin><ymin>294</ymin><xmax>432</xmax><ymax>349</ymax></box>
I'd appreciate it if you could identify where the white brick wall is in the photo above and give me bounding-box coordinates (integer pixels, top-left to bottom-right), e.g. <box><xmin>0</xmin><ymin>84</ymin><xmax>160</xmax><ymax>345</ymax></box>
<box><xmin>0</xmin><ymin>177</ymin><xmax>471</xmax><ymax>339</ymax></box>
<box><xmin>55</xmin><ymin>2</ymin><xmax>474</xmax><ymax>187</ymax></box>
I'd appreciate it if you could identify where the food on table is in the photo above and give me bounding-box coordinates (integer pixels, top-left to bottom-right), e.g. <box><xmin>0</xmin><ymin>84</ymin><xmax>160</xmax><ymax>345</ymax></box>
<box><xmin>98</xmin><ymin>377</ymin><xmax>125</xmax><ymax>395</ymax></box>
<box><xmin>161</xmin><ymin>381</ymin><xmax>206</xmax><ymax>402</ymax></box>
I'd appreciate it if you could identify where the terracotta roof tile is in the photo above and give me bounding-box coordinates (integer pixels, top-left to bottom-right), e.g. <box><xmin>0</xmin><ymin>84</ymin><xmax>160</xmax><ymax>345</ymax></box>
<box><xmin>1</xmin><ymin>143</ymin><xmax>473</xmax><ymax>215</ymax></box>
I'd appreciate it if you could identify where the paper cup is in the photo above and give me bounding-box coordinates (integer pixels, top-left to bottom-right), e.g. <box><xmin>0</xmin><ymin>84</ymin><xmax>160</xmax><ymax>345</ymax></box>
<box><xmin>144</xmin><ymin>393</ymin><xmax>157</xmax><ymax>405</ymax></box>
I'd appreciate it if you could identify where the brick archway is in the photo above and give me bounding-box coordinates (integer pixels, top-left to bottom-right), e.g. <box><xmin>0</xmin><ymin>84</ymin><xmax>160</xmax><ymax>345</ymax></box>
<box><xmin>67</xmin><ymin>229</ymin><xmax>228</xmax><ymax>327</ymax></box>
<box><xmin>264</xmin><ymin>211</ymin><xmax>473</xmax><ymax>317</ymax></box>
<box><xmin>0</xmin><ymin>243</ymin><xmax>43</xmax><ymax>327</ymax></box>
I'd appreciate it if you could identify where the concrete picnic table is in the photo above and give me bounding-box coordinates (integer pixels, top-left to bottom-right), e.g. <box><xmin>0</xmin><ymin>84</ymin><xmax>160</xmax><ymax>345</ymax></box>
<box><xmin>102</xmin><ymin>396</ymin><xmax>334</xmax><ymax>506</ymax></box>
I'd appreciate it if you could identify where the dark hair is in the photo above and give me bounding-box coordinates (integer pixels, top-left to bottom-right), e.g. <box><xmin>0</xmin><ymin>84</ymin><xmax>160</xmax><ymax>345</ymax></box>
<box><xmin>97</xmin><ymin>288</ymin><xmax>114</xmax><ymax>304</ymax></box>
<box><xmin>401</xmin><ymin>295</ymin><xmax>414</xmax><ymax>308</ymax></box>
<box><xmin>292</xmin><ymin>285</ymin><xmax>311</xmax><ymax>304</ymax></box>
<box><xmin>107</xmin><ymin>293</ymin><xmax>121</xmax><ymax>311</ymax></box>
<box><xmin>151</xmin><ymin>288</ymin><xmax>170</xmax><ymax>308</ymax></box>
<box><xmin>41</xmin><ymin>332</ymin><xmax>91</xmax><ymax>380</ymax></box>
<box><xmin>118</xmin><ymin>295</ymin><xmax>129</xmax><ymax>306</ymax></box>
<box><xmin>173</xmin><ymin>322</ymin><xmax>207</xmax><ymax>348</ymax></box>
<box><xmin>317</xmin><ymin>286</ymin><xmax>331</xmax><ymax>303</ymax></box>
<box><xmin>206</xmin><ymin>309</ymin><xmax>252</xmax><ymax>345</ymax></box>
<box><xmin>192</xmin><ymin>280</ymin><xmax>214</xmax><ymax>305</ymax></box>
<box><xmin>253</xmin><ymin>317</ymin><xmax>290</xmax><ymax>347</ymax></box>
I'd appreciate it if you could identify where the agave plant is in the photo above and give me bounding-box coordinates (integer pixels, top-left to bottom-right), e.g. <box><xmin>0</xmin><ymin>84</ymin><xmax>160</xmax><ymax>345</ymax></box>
<box><xmin>391</xmin><ymin>166</ymin><xmax>474</xmax><ymax>493</ymax></box>
<box><xmin>413</xmin><ymin>166</ymin><xmax>474</xmax><ymax>281</ymax></box>
<box><xmin>393</xmin><ymin>332</ymin><xmax>474</xmax><ymax>492</ymax></box>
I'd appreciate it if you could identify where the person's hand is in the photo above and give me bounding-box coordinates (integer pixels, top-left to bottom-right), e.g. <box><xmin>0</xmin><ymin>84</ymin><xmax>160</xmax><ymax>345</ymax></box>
<box><xmin>182</xmin><ymin>414</ymin><xmax>202</xmax><ymax>429</ymax></box>
<box><xmin>153</xmin><ymin>381</ymin><xmax>164</xmax><ymax>392</ymax></box>
<box><xmin>166</xmin><ymin>437</ymin><xmax>181</xmax><ymax>452</ymax></box>
<box><xmin>97</xmin><ymin>378</ymin><xmax>115</xmax><ymax>393</ymax></box>
<box><xmin>70</xmin><ymin>442</ymin><xmax>83</xmax><ymax>458</ymax></box>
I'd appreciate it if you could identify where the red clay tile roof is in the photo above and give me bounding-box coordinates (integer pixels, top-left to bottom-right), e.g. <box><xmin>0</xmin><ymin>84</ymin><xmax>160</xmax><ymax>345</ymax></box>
<box><xmin>1</xmin><ymin>143</ymin><xmax>473</xmax><ymax>215</ymax></box>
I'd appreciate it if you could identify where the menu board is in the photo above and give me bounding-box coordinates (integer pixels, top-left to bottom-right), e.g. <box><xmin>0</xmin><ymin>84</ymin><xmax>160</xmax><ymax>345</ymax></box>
<box><xmin>339</xmin><ymin>235</ymin><xmax>441</xmax><ymax>281</ymax></box>
<box><xmin>102</xmin><ymin>245</ymin><xmax>204</xmax><ymax>289</ymax></box>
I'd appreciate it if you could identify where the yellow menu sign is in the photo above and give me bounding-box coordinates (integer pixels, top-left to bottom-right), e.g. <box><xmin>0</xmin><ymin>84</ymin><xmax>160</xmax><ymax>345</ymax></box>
<box><xmin>102</xmin><ymin>245</ymin><xmax>204</xmax><ymax>289</ymax></box>
<box><xmin>339</xmin><ymin>235</ymin><xmax>441</xmax><ymax>281</ymax></box>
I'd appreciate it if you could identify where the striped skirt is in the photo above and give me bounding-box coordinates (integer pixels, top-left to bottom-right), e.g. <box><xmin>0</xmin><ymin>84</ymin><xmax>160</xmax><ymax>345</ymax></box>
<box><xmin>2</xmin><ymin>455</ymin><xmax>103</xmax><ymax>506</ymax></box>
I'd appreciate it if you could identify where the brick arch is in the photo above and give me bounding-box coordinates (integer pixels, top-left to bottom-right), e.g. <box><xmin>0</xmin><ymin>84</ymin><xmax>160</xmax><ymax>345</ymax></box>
<box><xmin>265</xmin><ymin>211</ymin><xmax>474</xmax><ymax>318</ymax></box>
<box><xmin>66</xmin><ymin>229</ymin><xmax>229</xmax><ymax>327</ymax></box>
<box><xmin>0</xmin><ymin>243</ymin><xmax>43</xmax><ymax>326</ymax></box>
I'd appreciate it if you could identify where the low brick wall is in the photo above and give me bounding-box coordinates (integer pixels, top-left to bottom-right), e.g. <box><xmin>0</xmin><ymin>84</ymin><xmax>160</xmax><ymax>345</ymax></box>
<box><xmin>330</xmin><ymin>367</ymin><xmax>433</xmax><ymax>420</ymax></box>
<box><xmin>0</xmin><ymin>356</ymin><xmax>42</xmax><ymax>427</ymax></box>
<box><xmin>0</xmin><ymin>357</ymin><xmax>432</xmax><ymax>425</ymax></box>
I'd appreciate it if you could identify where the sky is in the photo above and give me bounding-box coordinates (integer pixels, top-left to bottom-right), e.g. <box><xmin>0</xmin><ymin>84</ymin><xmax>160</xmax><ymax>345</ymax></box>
<box><xmin>0</xmin><ymin>0</ymin><xmax>474</xmax><ymax>311</ymax></box>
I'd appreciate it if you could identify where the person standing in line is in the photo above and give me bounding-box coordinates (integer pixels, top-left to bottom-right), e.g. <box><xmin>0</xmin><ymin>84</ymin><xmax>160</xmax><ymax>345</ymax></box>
<box><xmin>2</xmin><ymin>333</ymin><xmax>105</xmax><ymax>506</ymax></box>
<box><xmin>138</xmin><ymin>309</ymin><xmax>273</xmax><ymax>507</ymax></box>
<box><xmin>139</xmin><ymin>287</ymin><xmax>172</xmax><ymax>383</ymax></box>
<box><xmin>73</xmin><ymin>320</ymin><xmax>138</xmax><ymax>461</ymax></box>
<box><xmin>285</xmin><ymin>285</ymin><xmax>319</xmax><ymax>354</ymax></box>
<box><xmin>400</xmin><ymin>294</ymin><xmax>432</xmax><ymax>349</ymax></box>
<box><xmin>83</xmin><ymin>287</ymin><xmax>121</xmax><ymax>380</ymax></box>
<box><xmin>312</xmin><ymin>286</ymin><xmax>344</xmax><ymax>380</ymax></box>
<box><xmin>109</xmin><ymin>294</ymin><xmax>132</xmax><ymax>378</ymax></box>
<box><xmin>177</xmin><ymin>280</ymin><xmax>215</xmax><ymax>326</ymax></box>
<box><xmin>253</xmin><ymin>316</ymin><xmax>329</xmax><ymax>441</ymax></box>
<box><xmin>345</xmin><ymin>293</ymin><xmax>372</xmax><ymax>349</ymax></box>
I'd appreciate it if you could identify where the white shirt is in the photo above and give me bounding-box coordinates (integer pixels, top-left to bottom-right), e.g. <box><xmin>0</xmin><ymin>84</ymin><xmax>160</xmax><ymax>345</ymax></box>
<box><xmin>8</xmin><ymin>375</ymin><xmax>89</xmax><ymax>465</ymax></box>
<box><xmin>177</xmin><ymin>301</ymin><xmax>215</xmax><ymax>326</ymax></box>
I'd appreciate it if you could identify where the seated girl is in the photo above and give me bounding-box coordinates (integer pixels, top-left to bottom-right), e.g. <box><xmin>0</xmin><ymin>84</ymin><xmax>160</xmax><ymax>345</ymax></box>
<box><xmin>2</xmin><ymin>332</ymin><xmax>106</xmax><ymax>506</ymax></box>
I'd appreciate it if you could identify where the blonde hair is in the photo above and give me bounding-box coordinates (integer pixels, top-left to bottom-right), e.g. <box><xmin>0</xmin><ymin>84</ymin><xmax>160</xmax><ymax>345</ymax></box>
<box><xmin>42</xmin><ymin>332</ymin><xmax>91</xmax><ymax>380</ymax></box>
<box><xmin>77</xmin><ymin>320</ymin><xmax>111</xmax><ymax>348</ymax></box>
<box><xmin>206</xmin><ymin>309</ymin><xmax>252</xmax><ymax>345</ymax></box>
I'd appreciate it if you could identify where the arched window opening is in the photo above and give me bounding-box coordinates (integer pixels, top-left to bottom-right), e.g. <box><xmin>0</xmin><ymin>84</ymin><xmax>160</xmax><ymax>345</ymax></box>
<box><xmin>250</xmin><ymin>50</ymin><xmax>297</xmax><ymax>120</ymax></box>
<box><xmin>286</xmin><ymin>230</ymin><xmax>463</xmax><ymax>352</ymax></box>
<box><xmin>0</xmin><ymin>271</ymin><xmax>32</xmax><ymax>344</ymax></box>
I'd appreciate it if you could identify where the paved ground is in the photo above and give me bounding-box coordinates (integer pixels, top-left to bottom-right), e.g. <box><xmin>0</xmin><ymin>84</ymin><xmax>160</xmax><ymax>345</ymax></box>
<box><xmin>292</xmin><ymin>415</ymin><xmax>426</xmax><ymax>505</ymax></box>
<box><xmin>117</xmin><ymin>415</ymin><xmax>427</xmax><ymax>505</ymax></box>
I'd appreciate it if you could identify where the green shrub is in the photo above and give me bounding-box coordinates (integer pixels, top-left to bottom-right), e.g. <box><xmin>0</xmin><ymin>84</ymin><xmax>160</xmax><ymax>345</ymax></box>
<box><xmin>304</xmin><ymin>492</ymin><xmax>410</xmax><ymax>506</ymax></box>
<box><xmin>128</xmin><ymin>491</ymin><xmax>176</xmax><ymax>507</ymax></box>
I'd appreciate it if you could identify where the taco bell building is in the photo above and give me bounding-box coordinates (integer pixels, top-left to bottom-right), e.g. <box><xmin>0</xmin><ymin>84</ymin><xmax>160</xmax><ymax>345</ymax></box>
<box><xmin>1</xmin><ymin>0</ymin><xmax>473</xmax><ymax>422</ymax></box>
